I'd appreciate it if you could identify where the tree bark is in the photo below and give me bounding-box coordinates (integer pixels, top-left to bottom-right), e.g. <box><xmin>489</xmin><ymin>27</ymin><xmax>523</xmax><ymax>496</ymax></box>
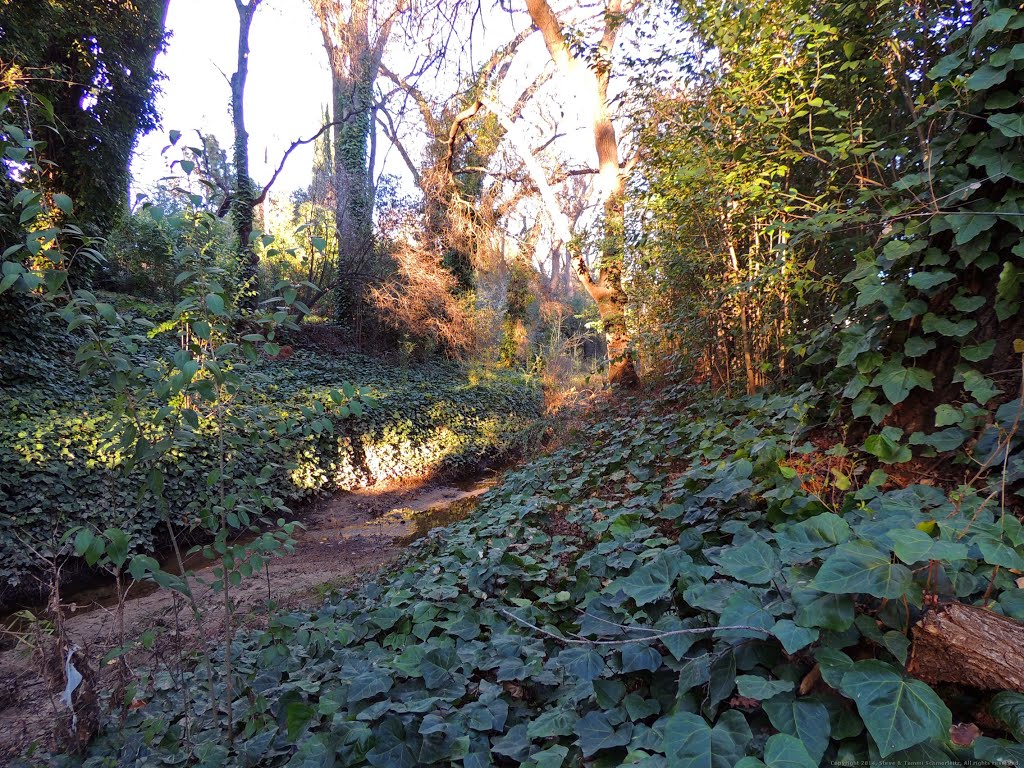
<box><xmin>311</xmin><ymin>0</ymin><xmax>400</xmax><ymax>320</ymax></box>
<box><xmin>232</xmin><ymin>0</ymin><xmax>261</xmax><ymax>309</ymax></box>
<box><xmin>524</xmin><ymin>0</ymin><xmax>639</xmax><ymax>388</ymax></box>
<box><xmin>908</xmin><ymin>601</ymin><xmax>1024</xmax><ymax>692</ymax></box>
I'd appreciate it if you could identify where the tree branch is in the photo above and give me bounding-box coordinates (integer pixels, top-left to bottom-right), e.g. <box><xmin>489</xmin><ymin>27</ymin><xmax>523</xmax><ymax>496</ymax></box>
<box><xmin>253</xmin><ymin>115</ymin><xmax>354</xmax><ymax>206</ymax></box>
<box><xmin>499</xmin><ymin>608</ymin><xmax>769</xmax><ymax>646</ymax></box>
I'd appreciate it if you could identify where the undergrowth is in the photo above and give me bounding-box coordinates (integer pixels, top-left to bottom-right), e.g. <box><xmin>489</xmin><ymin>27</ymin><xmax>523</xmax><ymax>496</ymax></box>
<box><xmin>0</xmin><ymin>294</ymin><xmax>542</xmax><ymax>598</ymax></box>
<box><xmin>51</xmin><ymin>382</ymin><xmax>1024</xmax><ymax>767</ymax></box>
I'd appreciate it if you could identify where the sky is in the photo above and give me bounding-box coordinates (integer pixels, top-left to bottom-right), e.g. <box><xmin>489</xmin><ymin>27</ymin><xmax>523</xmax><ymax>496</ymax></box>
<box><xmin>130</xmin><ymin>0</ymin><xmax>532</xmax><ymax>202</ymax></box>
<box><xmin>128</xmin><ymin>0</ymin><xmax>642</xmax><ymax>256</ymax></box>
<box><xmin>132</xmin><ymin>0</ymin><xmax>333</xmax><ymax>198</ymax></box>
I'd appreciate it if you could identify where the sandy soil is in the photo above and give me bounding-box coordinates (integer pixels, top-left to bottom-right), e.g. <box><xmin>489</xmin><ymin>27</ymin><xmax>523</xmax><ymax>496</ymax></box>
<box><xmin>0</xmin><ymin>473</ymin><xmax>496</xmax><ymax>762</ymax></box>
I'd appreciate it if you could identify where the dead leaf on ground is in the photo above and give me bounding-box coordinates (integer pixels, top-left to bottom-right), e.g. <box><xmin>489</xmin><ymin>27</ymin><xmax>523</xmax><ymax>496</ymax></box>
<box><xmin>950</xmin><ymin>722</ymin><xmax>982</xmax><ymax>747</ymax></box>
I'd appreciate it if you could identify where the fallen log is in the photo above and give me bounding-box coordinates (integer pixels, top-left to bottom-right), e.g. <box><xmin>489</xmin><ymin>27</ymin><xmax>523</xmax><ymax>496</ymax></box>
<box><xmin>908</xmin><ymin>601</ymin><xmax>1024</xmax><ymax>692</ymax></box>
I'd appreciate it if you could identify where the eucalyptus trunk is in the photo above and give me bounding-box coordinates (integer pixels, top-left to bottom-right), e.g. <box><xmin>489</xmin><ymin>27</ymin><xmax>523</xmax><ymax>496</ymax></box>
<box><xmin>524</xmin><ymin>0</ymin><xmax>639</xmax><ymax>388</ymax></box>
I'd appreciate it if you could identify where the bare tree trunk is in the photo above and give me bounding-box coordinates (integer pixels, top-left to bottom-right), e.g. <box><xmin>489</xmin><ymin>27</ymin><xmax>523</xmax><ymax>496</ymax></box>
<box><xmin>232</xmin><ymin>0</ymin><xmax>261</xmax><ymax>309</ymax></box>
<box><xmin>524</xmin><ymin>0</ymin><xmax>639</xmax><ymax>388</ymax></box>
<box><xmin>725</xmin><ymin>224</ymin><xmax>757</xmax><ymax>395</ymax></box>
<box><xmin>909</xmin><ymin>602</ymin><xmax>1024</xmax><ymax>692</ymax></box>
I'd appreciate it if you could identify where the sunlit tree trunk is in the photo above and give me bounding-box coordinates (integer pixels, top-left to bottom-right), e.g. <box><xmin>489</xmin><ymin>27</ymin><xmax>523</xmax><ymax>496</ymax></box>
<box><xmin>524</xmin><ymin>0</ymin><xmax>639</xmax><ymax>388</ymax></box>
<box><xmin>232</xmin><ymin>0</ymin><xmax>261</xmax><ymax>308</ymax></box>
<box><xmin>726</xmin><ymin>237</ymin><xmax>757</xmax><ymax>395</ymax></box>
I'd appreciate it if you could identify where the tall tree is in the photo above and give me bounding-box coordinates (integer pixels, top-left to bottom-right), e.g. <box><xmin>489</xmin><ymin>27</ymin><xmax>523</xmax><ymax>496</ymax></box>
<box><xmin>523</xmin><ymin>0</ymin><xmax>639</xmax><ymax>387</ymax></box>
<box><xmin>378</xmin><ymin>28</ymin><xmax>535</xmax><ymax>295</ymax></box>
<box><xmin>310</xmin><ymin>0</ymin><xmax>403</xmax><ymax>319</ymax></box>
<box><xmin>231</xmin><ymin>0</ymin><xmax>262</xmax><ymax>305</ymax></box>
<box><xmin>1</xmin><ymin>0</ymin><xmax>169</xmax><ymax>234</ymax></box>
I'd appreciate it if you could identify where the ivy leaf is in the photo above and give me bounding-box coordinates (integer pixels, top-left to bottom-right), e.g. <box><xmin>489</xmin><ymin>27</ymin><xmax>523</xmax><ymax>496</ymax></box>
<box><xmin>922</xmin><ymin>312</ymin><xmax>977</xmax><ymax>337</ymax></box>
<box><xmin>366</xmin><ymin>717</ymin><xmax>419</xmax><ymax>768</ymax></box>
<box><xmin>811</xmin><ymin>540</ymin><xmax>913</xmax><ymax>598</ymax></box>
<box><xmin>709</xmin><ymin>538</ymin><xmax>780</xmax><ymax>584</ymax></box>
<box><xmin>763</xmin><ymin>733</ymin><xmax>817</xmax><ymax>768</ymax></box>
<box><xmin>279</xmin><ymin>694</ymin><xmax>316</xmax><ymax>741</ymax></box>
<box><xmin>903</xmin><ymin>336</ymin><xmax>936</xmax><ymax>358</ymax></box>
<box><xmin>612</xmin><ymin>553</ymin><xmax>682</xmax><ymax>606</ymax></box>
<box><xmin>863</xmin><ymin>433</ymin><xmax>912</xmax><ymax>464</ymax></box>
<box><xmin>947</xmin><ymin>214</ymin><xmax>997</xmax><ymax>246</ymax></box>
<box><xmin>661</xmin><ymin>712</ymin><xmax>710</xmax><ymax>768</ymax></box>
<box><xmin>349</xmin><ymin>671</ymin><xmax>393</xmax><ymax>702</ymax></box>
<box><xmin>958</xmin><ymin>368</ymin><xmax>1003</xmax><ymax>405</ymax></box>
<box><xmin>621</xmin><ymin>643</ymin><xmax>663</xmax><ymax>673</ymax></box>
<box><xmin>934</xmin><ymin>404</ymin><xmax>962</xmax><ymax>427</ymax></box>
<box><xmin>574</xmin><ymin>711</ymin><xmax>631</xmax><ymax>757</ymax></box>
<box><xmin>710</xmin><ymin>710</ymin><xmax>753</xmax><ymax>767</ymax></box>
<box><xmin>888</xmin><ymin>529</ymin><xmax>968</xmax><ymax>564</ymax></box>
<box><xmin>736</xmin><ymin>675</ymin><xmax>793</xmax><ymax>701</ymax></box>
<box><xmin>907</xmin><ymin>271</ymin><xmax>955</xmax><ymax>291</ymax></box>
<box><xmin>974</xmin><ymin>737</ymin><xmax>1024</xmax><ymax>767</ymax></box>
<box><xmin>661</xmin><ymin>710</ymin><xmax>751</xmax><ymax>768</ymax></box>
<box><xmin>908</xmin><ymin>427</ymin><xmax>969</xmax><ymax>453</ymax></box>
<box><xmin>287</xmin><ymin>734</ymin><xmax>334</xmax><ymax>768</ymax></box>
<box><xmin>990</xmin><ymin>692</ymin><xmax>1024</xmax><ymax>741</ymax></box>
<box><xmin>716</xmin><ymin>589</ymin><xmax>775</xmax><ymax>640</ymax></box>
<box><xmin>976</xmin><ymin>536</ymin><xmax>1024</xmax><ymax>571</ymax></box>
<box><xmin>951</xmin><ymin>293</ymin><xmax>987</xmax><ymax>313</ymax></box>
<box><xmin>524</xmin><ymin>745</ymin><xmax>569</xmax><ymax>768</ymax></box>
<box><xmin>527</xmin><ymin>707</ymin><xmax>577</xmax><ymax>739</ymax></box>
<box><xmin>558</xmin><ymin>648</ymin><xmax>606</xmax><ymax>681</ymax></box>
<box><xmin>961</xmin><ymin>340</ymin><xmax>996</xmax><ymax>363</ymax></box>
<box><xmin>593</xmin><ymin>679</ymin><xmax>626</xmax><ymax>708</ymax></box>
<box><xmin>762</xmin><ymin>695</ymin><xmax>831</xmax><ymax>763</ymax></box>
<box><xmin>794</xmin><ymin>593</ymin><xmax>855</xmax><ymax>631</ymax></box>
<box><xmin>871</xmin><ymin>362</ymin><xmax>934</xmax><ymax>405</ymax></box>
<box><xmin>776</xmin><ymin>513</ymin><xmax>851</xmax><ymax>561</ymax></box>
<box><xmin>770</xmin><ymin>620</ymin><xmax>819</xmax><ymax>654</ymax></box>
<box><xmin>838</xmin><ymin>660</ymin><xmax>952</xmax><ymax>758</ymax></box>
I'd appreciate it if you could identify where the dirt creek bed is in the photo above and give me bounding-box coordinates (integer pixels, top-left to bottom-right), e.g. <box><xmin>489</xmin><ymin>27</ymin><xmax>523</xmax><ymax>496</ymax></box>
<box><xmin>0</xmin><ymin>471</ymin><xmax>498</xmax><ymax>761</ymax></box>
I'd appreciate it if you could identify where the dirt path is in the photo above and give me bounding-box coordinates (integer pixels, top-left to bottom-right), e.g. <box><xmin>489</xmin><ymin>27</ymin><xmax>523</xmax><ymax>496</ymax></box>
<box><xmin>0</xmin><ymin>472</ymin><xmax>497</xmax><ymax>761</ymax></box>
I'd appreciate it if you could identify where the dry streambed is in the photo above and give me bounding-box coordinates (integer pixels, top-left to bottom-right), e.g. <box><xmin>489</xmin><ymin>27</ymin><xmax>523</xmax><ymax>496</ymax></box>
<box><xmin>0</xmin><ymin>472</ymin><xmax>496</xmax><ymax>761</ymax></box>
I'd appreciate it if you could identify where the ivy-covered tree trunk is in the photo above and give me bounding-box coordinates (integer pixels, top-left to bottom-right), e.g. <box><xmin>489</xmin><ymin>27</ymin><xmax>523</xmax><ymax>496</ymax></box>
<box><xmin>499</xmin><ymin>254</ymin><xmax>535</xmax><ymax>368</ymax></box>
<box><xmin>379</xmin><ymin>31</ymin><xmax>536</xmax><ymax>300</ymax></box>
<box><xmin>311</xmin><ymin>0</ymin><xmax>399</xmax><ymax>322</ymax></box>
<box><xmin>232</xmin><ymin>0</ymin><xmax>261</xmax><ymax>309</ymax></box>
<box><xmin>331</xmin><ymin>70</ymin><xmax>374</xmax><ymax>319</ymax></box>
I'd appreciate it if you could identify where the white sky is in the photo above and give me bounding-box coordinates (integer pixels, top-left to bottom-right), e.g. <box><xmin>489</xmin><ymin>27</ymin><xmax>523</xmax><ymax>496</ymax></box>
<box><xmin>132</xmin><ymin>0</ymin><xmax>333</xmax><ymax>198</ymax></box>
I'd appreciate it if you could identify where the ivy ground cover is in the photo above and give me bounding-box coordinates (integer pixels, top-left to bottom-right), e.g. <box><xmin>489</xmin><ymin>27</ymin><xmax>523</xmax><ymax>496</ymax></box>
<box><xmin>64</xmin><ymin>384</ymin><xmax>1024</xmax><ymax>767</ymax></box>
<box><xmin>0</xmin><ymin>317</ymin><xmax>541</xmax><ymax>598</ymax></box>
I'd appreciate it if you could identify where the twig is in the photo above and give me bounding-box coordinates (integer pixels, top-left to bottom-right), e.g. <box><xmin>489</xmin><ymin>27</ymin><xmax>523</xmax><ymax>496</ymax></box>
<box><xmin>572</xmin><ymin>607</ymin><xmax>661</xmax><ymax>634</ymax></box>
<box><xmin>498</xmin><ymin>608</ymin><xmax>769</xmax><ymax>646</ymax></box>
<box><xmin>252</xmin><ymin>114</ymin><xmax>356</xmax><ymax>207</ymax></box>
